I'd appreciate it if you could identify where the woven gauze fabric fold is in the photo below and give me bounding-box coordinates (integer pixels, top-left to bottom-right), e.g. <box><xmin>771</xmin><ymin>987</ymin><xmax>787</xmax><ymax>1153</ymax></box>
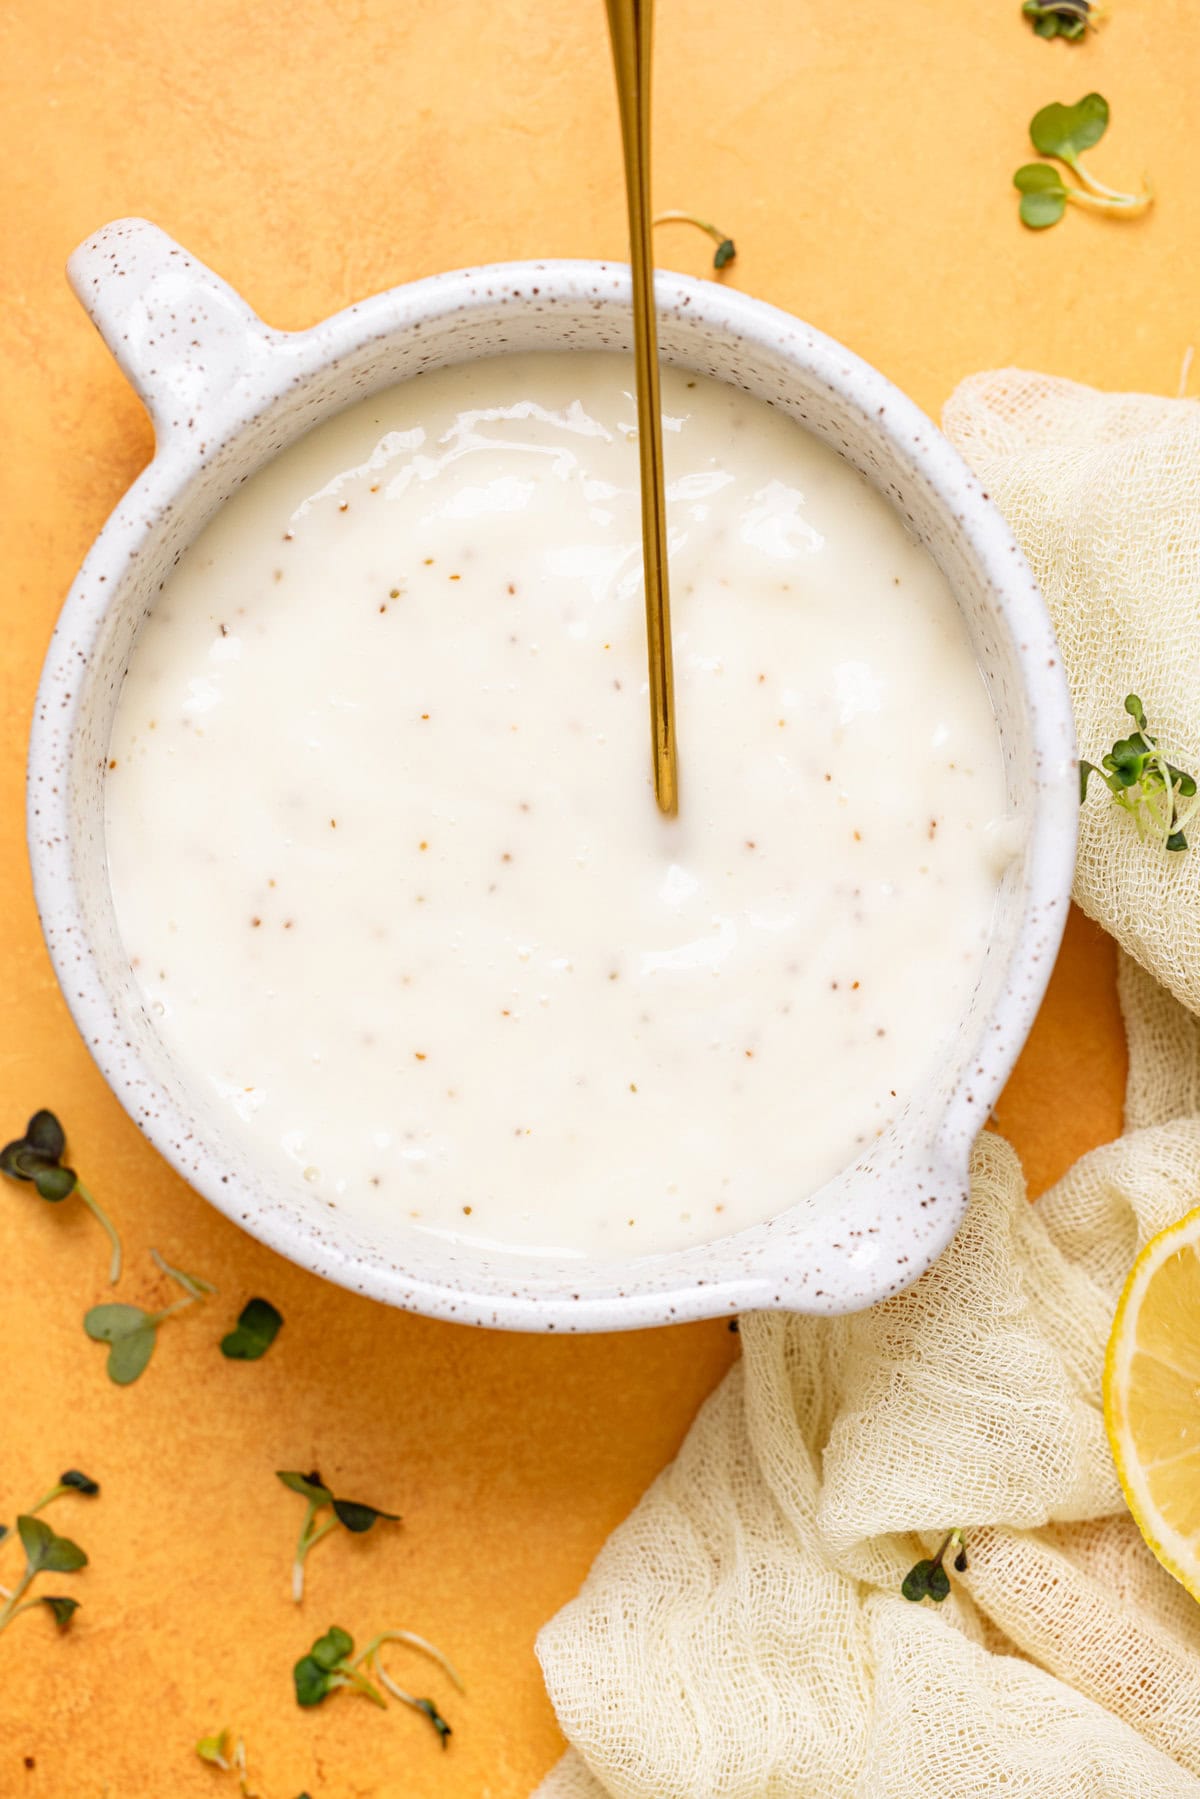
<box><xmin>535</xmin><ymin>980</ymin><xmax>1200</xmax><ymax>1797</ymax></box>
<box><xmin>533</xmin><ymin>373</ymin><xmax>1200</xmax><ymax>1798</ymax></box>
<box><xmin>943</xmin><ymin>373</ymin><xmax>1200</xmax><ymax>1015</ymax></box>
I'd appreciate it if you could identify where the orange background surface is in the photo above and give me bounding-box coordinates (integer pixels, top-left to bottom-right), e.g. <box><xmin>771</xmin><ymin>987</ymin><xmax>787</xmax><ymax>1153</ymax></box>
<box><xmin>2</xmin><ymin>0</ymin><xmax>1180</xmax><ymax>1792</ymax></box>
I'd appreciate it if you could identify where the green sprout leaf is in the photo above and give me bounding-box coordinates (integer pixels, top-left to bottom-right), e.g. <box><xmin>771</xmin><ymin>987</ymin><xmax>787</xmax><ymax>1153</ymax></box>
<box><xmin>414</xmin><ymin>1698</ymin><xmax>453</xmax><ymax>1748</ymax></box>
<box><xmin>293</xmin><ymin>1652</ymin><xmax>336</xmax><ymax>1707</ymax></box>
<box><xmin>713</xmin><ymin>237</ymin><xmax>736</xmax><ymax>270</ymax></box>
<box><xmin>1014</xmin><ymin>163</ymin><xmax>1069</xmax><ymax>229</ymax></box>
<box><xmin>40</xmin><ymin>1595</ymin><xmax>80</xmax><ymax>1630</ymax></box>
<box><xmin>196</xmin><ymin>1728</ymin><xmax>232</xmax><ymax>1769</ymax></box>
<box><xmin>293</xmin><ymin>1625</ymin><xmax>385</xmax><ymax>1708</ymax></box>
<box><xmin>220</xmin><ymin>1297</ymin><xmax>284</xmax><ymax>1361</ymax></box>
<box><xmin>277</xmin><ymin>1469</ymin><xmax>333</xmax><ymax>1505</ymax></box>
<box><xmin>331</xmin><ymin>1498</ymin><xmax>401</xmax><ymax>1534</ymax></box>
<box><xmin>1030</xmin><ymin>92</ymin><xmax>1108</xmax><ymax>161</ymax></box>
<box><xmin>0</xmin><ymin>1111</ymin><xmax>122</xmax><ymax>1281</ymax></box>
<box><xmin>58</xmin><ymin>1469</ymin><xmax>99</xmax><ymax>1496</ymax></box>
<box><xmin>310</xmin><ymin>1625</ymin><xmax>355</xmax><ymax>1670</ymax></box>
<box><xmin>901</xmin><ymin>1558</ymin><xmax>938</xmax><ymax>1602</ymax></box>
<box><xmin>24</xmin><ymin>1157</ymin><xmax>78</xmax><ymax>1202</ymax></box>
<box><xmin>18</xmin><ymin>1514</ymin><xmax>88</xmax><ymax>1574</ymax></box>
<box><xmin>901</xmin><ymin>1529</ymin><xmax>964</xmax><ymax>1604</ymax></box>
<box><xmin>84</xmin><ymin>1303</ymin><xmax>158</xmax><ymax>1385</ymax></box>
<box><xmin>25</xmin><ymin>1109</ymin><xmax>66</xmax><ymax>1159</ymax></box>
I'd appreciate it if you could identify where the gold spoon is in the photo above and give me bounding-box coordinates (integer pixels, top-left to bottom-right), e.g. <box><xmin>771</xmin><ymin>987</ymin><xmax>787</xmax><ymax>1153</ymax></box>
<box><xmin>604</xmin><ymin>0</ymin><xmax>679</xmax><ymax>816</ymax></box>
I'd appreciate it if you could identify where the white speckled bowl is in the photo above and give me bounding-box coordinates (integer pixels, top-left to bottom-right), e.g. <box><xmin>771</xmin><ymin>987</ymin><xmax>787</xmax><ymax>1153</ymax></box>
<box><xmin>29</xmin><ymin>217</ymin><xmax>1076</xmax><ymax>1330</ymax></box>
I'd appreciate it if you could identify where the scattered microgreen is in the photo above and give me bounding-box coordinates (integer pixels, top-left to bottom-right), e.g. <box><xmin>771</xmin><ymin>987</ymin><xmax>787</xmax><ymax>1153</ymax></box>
<box><xmin>1014</xmin><ymin>163</ymin><xmax>1070</xmax><ymax>228</ymax></box>
<box><xmin>196</xmin><ymin>1729</ymin><xmax>233</xmax><ymax>1770</ymax></box>
<box><xmin>1022</xmin><ymin>0</ymin><xmax>1097</xmax><ymax>41</ymax></box>
<box><xmin>83</xmin><ymin>1306</ymin><xmax>158</xmax><ymax>1384</ymax></box>
<box><xmin>1031</xmin><ymin>91</ymin><xmax>1109</xmax><ymax>159</ymax></box>
<box><xmin>15</xmin><ymin>1515</ymin><xmax>88</xmax><ymax>1576</ymax></box>
<box><xmin>1</xmin><ymin>1468</ymin><xmax>100</xmax><ymax>1547</ymax></box>
<box><xmin>0</xmin><ymin>1514</ymin><xmax>88</xmax><ymax>1636</ymax></box>
<box><xmin>196</xmin><ymin>1729</ymin><xmax>259</xmax><ymax>1796</ymax></box>
<box><xmin>1015</xmin><ymin>93</ymin><xmax>1152</xmax><ymax>228</ymax></box>
<box><xmin>85</xmin><ymin>1250</ymin><xmax>216</xmax><ymax>1384</ymax></box>
<box><xmin>57</xmin><ymin>1468</ymin><xmax>99</xmax><ymax>1496</ymax></box>
<box><xmin>26</xmin><ymin>1469</ymin><xmax>100</xmax><ymax>1515</ymax></box>
<box><xmin>901</xmin><ymin>1529</ymin><xmax>967</xmax><ymax>1604</ymax></box>
<box><xmin>413</xmin><ymin>1697</ymin><xmax>453</xmax><ymax>1747</ymax></box>
<box><xmin>0</xmin><ymin>1110</ymin><xmax>122</xmax><ymax>1283</ymax></box>
<box><xmin>1080</xmin><ymin>695</ymin><xmax>1196</xmax><ymax>851</ymax></box>
<box><xmin>220</xmin><ymin>1297</ymin><xmax>284</xmax><ymax>1361</ymax></box>
<box><xmin>292</xmin><ymin>1622</ymin><xmax>462</xmax><ymax>1748</ymax></box>
<box><xmin>39</xmin><ymin>1595</ymin><xmax>80</xmax><ymax>1628</ymax></box>
<box><xmin>652</xmin><ymin>210</ymin><xmax>736</xmax><ymax>270</ymax></box>
<box><xmin>277</xmin><ymin>1469</ymin><xmax>400</xmax><ymax>1602</ymax></box>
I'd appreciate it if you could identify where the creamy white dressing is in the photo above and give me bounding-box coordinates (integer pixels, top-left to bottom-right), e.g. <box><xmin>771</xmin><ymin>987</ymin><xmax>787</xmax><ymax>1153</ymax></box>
<box><xmin>105</xmin><ymin>352</ymin><xmax>1009</xmax><ymax>1260</ymax></box>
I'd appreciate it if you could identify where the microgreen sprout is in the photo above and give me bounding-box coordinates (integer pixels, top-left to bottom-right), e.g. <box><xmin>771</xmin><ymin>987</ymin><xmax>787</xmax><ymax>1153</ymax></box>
<box><xmin>84</xmin><ymin>1249</ymin><xmax>216</xmax><ymax>1384</ymax></box>
<box><xmin>652</xmin><ymin>210</ymin><xmax>736</xmax><ymax>270</ymax></box>
<box><xmin>196</xmin><ymin>1729</ymin><xmax>233</xmax><ymax>1770</ymax></box>
<box><xmin>0</xmin><ymin>1514</ymin><xmax>87</xmax><ymax>1636</ymax></box>
<box><xmin>1080</xmin><ymin>695</ymin><xmax>1197</xmax><ymax>851</ymax></box>
<box><xmin>0</xmin><ymin>1110</ymin><xmax>122</xmax><ymax>1283</ymax></box>
<box><xmin>277</xmin><ymin>1470</ymin><xmax>400</xmax><ymax>1602</ymax></box>
<box><xmin>220</xmin><ymin>1297</ymin><xmax>284</xmax><ymax>1361</ymax></box>
<box><xmin>1022</xmin><ymin>0</ymin><xmax>1101</xmax><ymax>41</ymax></box>
<box><xmin>292</xmin><ymin>1622</ymin><xmax>463</xmax><ymax>1748</ymax></box>
<box><xmin>1015</xmin><ymin>93</ymin><xmax>1151</xmax><ymax>228</ymax></box>
<box><xmin>26</xmin><ymin>1469</ymin><xmax>100</xmax><ymax>1515</ymax></box>
<box><xmin>196</xmin><ymin>1729</ymin><xmax>259</xmax><ymax>1796</ymax></box>
<box><xmin>901</xmin><ymin>1529</ymin><xmax>967</xmax><ymax>1604</ymax></box>
<box><xmin>40</xmin><ymin>1595</ymin><xmax>80</xmax><ymax>1627</ymax></box>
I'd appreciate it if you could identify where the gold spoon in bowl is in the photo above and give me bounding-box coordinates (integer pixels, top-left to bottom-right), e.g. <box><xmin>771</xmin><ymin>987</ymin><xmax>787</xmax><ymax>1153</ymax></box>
<box><xmin>604</xmin><ymin>0</ymin><xmax>679</xmax><ymax>817</ymax></box>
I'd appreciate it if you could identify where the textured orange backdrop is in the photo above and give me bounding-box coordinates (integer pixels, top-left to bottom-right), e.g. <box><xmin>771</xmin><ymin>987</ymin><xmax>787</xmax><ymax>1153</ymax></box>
<box><xmin>4</xmin><ymin>0</ymin><xmax>1181</xmax><ymax>1792</ymax></box>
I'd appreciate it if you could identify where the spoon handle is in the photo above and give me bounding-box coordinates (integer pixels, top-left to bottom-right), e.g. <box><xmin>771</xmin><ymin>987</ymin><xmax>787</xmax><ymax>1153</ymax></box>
<box><xmin>605</xmin><ymin>0</ymin><xmax>679</xmax><ymax>817</ymax></box>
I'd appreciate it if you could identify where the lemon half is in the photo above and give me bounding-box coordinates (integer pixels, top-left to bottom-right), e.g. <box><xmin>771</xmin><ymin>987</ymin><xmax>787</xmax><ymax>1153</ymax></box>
<box><xmin>1105</xmin><ymin>1204</ymin><xmax>1200</xmax><ymax>1601</ymax></box>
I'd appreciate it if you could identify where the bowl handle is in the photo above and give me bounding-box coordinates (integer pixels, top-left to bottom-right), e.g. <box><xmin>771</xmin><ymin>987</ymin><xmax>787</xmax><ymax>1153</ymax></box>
<box><xmin>67</xmin><ymin>217</ymin><xmax>282</xmax><ymax>450</ymax></box>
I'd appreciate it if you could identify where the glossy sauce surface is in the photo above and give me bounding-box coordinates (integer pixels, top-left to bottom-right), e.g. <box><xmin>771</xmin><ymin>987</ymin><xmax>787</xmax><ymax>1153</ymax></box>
<box><xmin>106</xmin><ymin>353</ymin><xmax>1009</xmax><ymax>1258</ymax></box>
